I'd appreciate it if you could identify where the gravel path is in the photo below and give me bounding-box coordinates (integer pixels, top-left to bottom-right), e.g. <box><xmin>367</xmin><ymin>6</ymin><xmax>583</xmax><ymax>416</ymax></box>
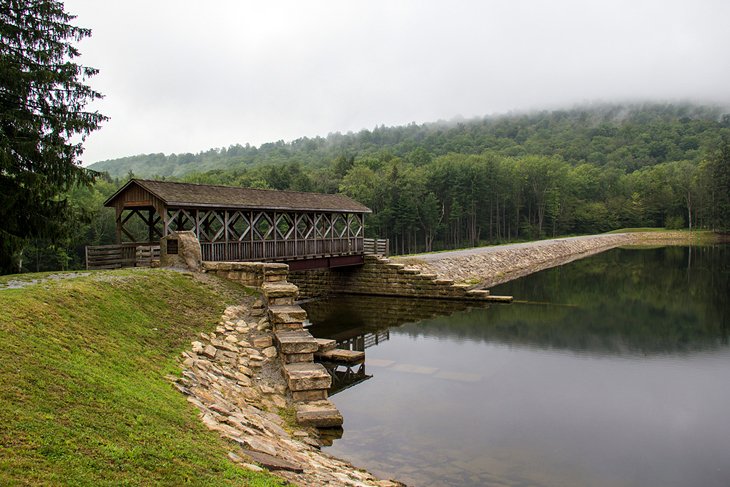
<box><xmin>0</xmin><ymin>272</ymin><xmax>91</xmax><ymax>290</ymax></box>
<box><xmin>410</xmin><ymin>234</ymin><xmax>629</xmax><ymax>262</ymax></box>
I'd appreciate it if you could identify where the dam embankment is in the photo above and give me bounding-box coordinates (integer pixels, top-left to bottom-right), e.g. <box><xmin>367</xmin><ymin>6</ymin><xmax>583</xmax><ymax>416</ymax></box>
<box><xmin>395</xmin><ymin>231</ymin><xmax>713</xmax><ymax>289</ymax></box>
<box><xmin>288</xmin><ymin>231</ymin><xmax>714</xmax><ymax>298</ymax></box>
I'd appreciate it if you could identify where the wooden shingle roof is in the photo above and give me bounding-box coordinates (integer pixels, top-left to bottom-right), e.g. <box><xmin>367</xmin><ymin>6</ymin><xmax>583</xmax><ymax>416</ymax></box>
<box><xmin>104</xmin><ymin>179</ymin><xmax>371</xmax><ymax>213</ymax></box>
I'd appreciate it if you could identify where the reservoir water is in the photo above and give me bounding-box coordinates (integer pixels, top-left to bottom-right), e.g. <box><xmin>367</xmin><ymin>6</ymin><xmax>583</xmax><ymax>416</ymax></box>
<box><xmin>303</xmin><ymin>245</ymin><xmax>730</xmax><ymax>487</ymax></box>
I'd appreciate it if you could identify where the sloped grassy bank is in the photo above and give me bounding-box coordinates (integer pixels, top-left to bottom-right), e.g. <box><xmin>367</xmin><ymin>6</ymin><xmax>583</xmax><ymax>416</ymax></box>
<box><xmin>0</xmin><ymin>269</ymin><xmax>284</xmax><ymax>486</ymax></box>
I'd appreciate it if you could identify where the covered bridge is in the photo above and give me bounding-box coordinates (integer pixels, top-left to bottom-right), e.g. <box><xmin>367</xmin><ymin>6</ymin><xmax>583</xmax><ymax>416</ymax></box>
<box><xmin>90</xmin><ymin>179</ymin><xmax>378</xmax><ymax>270</ymax></box>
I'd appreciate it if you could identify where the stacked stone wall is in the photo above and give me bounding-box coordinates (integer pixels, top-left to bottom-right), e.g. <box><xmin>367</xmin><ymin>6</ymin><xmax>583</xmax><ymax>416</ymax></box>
<box><xmin>202</xmin><ymin>261</ymin><xmax>288</xmax><ymax>287</ymax></box>
<box><xmin>289</xmin><ymin>255</ymin><xmax>490</xmax><ymax>300</ymax></box>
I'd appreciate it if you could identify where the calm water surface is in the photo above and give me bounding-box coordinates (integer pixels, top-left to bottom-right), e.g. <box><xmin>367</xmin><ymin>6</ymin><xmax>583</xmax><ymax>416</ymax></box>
<box><xmin>304</xmin><ymin>245</ymin><xmax>730</xmax><ymax>487</ymax></box>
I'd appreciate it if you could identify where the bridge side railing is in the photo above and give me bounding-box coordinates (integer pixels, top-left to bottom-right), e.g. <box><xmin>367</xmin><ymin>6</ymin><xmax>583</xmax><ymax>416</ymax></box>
<box><xmin>87</xmin><ymin>236</ymin><xmax>386</xmax><ymax>268</ymax></box>
<box><xmin>363</xmin><ymin>238</ymin><xmax>389</xmax><ymax>256</ymax></box>
<box><xmin>199</xmin><ymin>237</ymin><xmax>364</xmax><ymax>262</ymax></box>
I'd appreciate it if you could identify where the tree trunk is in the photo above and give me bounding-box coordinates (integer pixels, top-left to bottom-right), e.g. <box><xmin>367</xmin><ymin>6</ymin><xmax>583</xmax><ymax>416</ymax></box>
<box><xmin>686</xmin><ymin>190</ymin><xmax>692</xmax><ymax>231</ymax></box>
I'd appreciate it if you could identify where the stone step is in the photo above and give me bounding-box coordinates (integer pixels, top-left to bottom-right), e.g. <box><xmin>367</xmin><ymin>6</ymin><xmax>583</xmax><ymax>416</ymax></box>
<box><xmin>261</xmin><ymin>282</ymin><xmax>299</xmax><ymax>299</ymax></box>
<box><xmin>466</xmin><ymin>289</ymin><xmax>491</xmax><ymax>298</ymax></box>
<box><xmin>295</xmin><ymin>400</ymin><xmax>343</xmax><ymax>427</ymax></box>
<box><xmin>486</xmin><ymin>295</ymin><xmax>514</xmax><ymax>303</ymax></box>
<box><xmin>275</xmin><ymin>329</ymin><xmax>318</xmax><ymax>355</ymax></box>
<box><xmin>315</xmin><ymin>338</ymin><xmax>337</xmax><ymax>352</ymax></box>
<box><xmin>283</xmin><ymin>363</ymin><xmax>331</xmax><ymax>391</ymax></box>
<box><xmin>315</xmin><ymin>348</ymin><xmax>365</xmax><ymax>364</ymax></box>
<box><xmin>266</xmin><ymin>295</ymin><xmax>295</xmax><ymax>306</ymax></box>
<box><xmin>268</xmin><ymin>305</ymin><xmax>307</xmax><ymax>325</ymax></box>
<box><xmin>318</xmin><ymin>426</ymin><xmax>344</xmax><ymax>446</ymax></box>
<box><xmin>291</xmin><ymin>388</ymin><xmax>328</xmax><ymax>402</ymax></box>
<box><xmin>433</xmin><ymin>278</ymin><xmax>454</xmax><ymax>285</ymax></box>
<box><xmin>283</xmin><ymin>352</ymin><xmax>314</xmax><ymax>364</ymax></box>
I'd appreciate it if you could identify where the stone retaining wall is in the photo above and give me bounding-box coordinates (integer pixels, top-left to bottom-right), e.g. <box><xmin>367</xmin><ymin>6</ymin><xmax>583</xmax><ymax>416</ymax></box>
<box><xmin>175</xmin><ymin>302</ymin><xmax>400</xmax><ymax>486</ymax></box>
<box><xmin>289</xmin><ymin>255</ymin><xmax>490</xmax><ymax>300</ymax></box>
<box><xmin>202</xmin><ymin>261</ymin><xmax>289</xmax><ymax>287</ymax></box>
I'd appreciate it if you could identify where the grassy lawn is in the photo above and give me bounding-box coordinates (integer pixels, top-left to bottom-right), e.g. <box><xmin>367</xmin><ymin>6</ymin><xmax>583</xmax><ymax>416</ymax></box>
<box><xmin>0</xmin><ymin>269</ymin><xmax>285</xmax><ymax>486</ymax></box>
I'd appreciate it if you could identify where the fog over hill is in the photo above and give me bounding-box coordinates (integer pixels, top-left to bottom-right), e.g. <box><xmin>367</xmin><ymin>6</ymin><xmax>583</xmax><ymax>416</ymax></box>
<box><xmin>67</xmin><ymin>1</ymin><xmax>730</xmax><ymax>164</ymax></box>
<box><xmin>89</xmin><ymin>102</ymin><xmax>729</xmax><ymax>179</ymax></box>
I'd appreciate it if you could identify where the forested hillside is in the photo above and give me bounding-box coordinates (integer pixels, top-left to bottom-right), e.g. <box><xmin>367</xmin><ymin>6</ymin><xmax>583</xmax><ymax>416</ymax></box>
<box><xmin>91</xmin><ymin>103</ymin><xmax>728</xmax><ymax>178</ymax></box>
<box><xmin>15</xmin><ymin>103</ymin><xmax>730</xmax><ymax>272</ymax></box>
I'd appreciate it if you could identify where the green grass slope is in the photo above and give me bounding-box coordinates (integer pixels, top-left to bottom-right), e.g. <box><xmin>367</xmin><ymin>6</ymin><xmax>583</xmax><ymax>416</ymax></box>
<box><xmin>0</xmin><ymin>269</ymin><xmax>284</xmax><ymax>486</ymax></box>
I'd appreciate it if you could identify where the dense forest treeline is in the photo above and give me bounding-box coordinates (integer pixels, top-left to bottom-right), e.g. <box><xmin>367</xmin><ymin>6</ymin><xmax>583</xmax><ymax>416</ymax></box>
<box><xmin>91</xmin><ymin>103</ymin><xmax>730</xmax><ymax>178</ymax></box>
<box><xmin>13</xmin><ymin>103</ymin><xmax>730</xmax><ymax>272</ymax></box>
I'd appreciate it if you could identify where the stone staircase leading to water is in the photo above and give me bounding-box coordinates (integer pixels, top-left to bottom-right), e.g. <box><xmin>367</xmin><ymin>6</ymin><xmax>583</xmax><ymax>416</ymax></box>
<box><xmin>260</xmin><ymin>271</ymin><xmax>343</xmax><ymax>428</ymax></box>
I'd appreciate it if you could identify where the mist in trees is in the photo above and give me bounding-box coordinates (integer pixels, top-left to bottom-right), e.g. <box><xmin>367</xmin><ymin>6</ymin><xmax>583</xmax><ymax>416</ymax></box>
<box><xmin>10</xmin><ymin>103</ymin><xmax>730</xmax><ymax>273</ymax></box>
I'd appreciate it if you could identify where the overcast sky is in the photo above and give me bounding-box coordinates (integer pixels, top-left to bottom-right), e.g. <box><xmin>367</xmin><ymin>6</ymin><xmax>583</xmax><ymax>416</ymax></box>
<box><xmin>64</xmin><ymin>0</ymin><xmax>730</xmax><ymax>165</ymax></box>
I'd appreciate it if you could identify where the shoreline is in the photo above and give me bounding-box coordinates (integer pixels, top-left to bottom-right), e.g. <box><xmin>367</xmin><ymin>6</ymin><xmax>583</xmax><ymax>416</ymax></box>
<box><xmin>175</xmin><ymin>296</ymin><xmax>402</xmax><ymax>487</ymax></box>
<box><xmin>395</xmin><ymin>231</ymin><xmax>724</xmax><ymax>289</ymax></box>
<box><xmin>179</xmin><ymin>231</ymin><xmax>725</xmax><ymax>485</ymax></box>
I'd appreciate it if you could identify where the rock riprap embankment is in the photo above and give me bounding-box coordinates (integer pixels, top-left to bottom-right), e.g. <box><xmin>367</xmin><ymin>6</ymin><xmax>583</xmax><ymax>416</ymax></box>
<box><xmin>397</xmin><ymin>232</ymin><xmax>702</xmax><ymax>288</ymax></box>
<box><xmin>173</xmin><ymin>301</ymin><xmax>402</xmax><ymax>487</ymax></box>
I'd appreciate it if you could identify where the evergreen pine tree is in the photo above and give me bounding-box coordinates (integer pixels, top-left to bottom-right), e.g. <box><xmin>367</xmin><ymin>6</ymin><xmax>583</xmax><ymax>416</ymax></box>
<box><xmin>0</xmin><ymin>0</ymin><xmax>106</xmax><ymax>273</ymax></box>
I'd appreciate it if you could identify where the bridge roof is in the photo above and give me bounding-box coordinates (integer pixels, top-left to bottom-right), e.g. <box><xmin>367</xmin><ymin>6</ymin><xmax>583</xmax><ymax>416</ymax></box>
<box><xmin>104</xmin><ymin>179</ymin><xmax>372</xmax><ymax>213</ymax></box>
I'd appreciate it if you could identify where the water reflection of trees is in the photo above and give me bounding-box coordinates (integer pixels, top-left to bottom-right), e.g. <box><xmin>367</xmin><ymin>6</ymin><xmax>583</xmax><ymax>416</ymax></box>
<box><xmin>407</xmin><ymin>246</ymin><xmax>730</xmax><ymax>355</ymax></box>
<box><xmin>305</xmin><ymin>246</ymin><xmax>729</xmax><ymax>356</ymax></box>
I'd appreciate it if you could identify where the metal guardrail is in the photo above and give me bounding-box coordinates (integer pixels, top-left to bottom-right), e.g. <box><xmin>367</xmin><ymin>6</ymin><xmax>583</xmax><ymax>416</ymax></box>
<box><xmin>363</xmin><ymin>238</ymin><xmax>389</xmax><ymax>256</ymax></box>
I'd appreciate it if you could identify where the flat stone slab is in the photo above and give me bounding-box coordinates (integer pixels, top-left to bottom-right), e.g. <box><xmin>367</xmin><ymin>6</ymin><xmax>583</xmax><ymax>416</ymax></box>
<box><xmin>283</xmin><ymin>352</ymin><xmax>314</xmax><ymax>364</ymax></box>
<box><xmin>292</xmin><ymin>388</ymin><xmax>328</xmax><ymax>402</ymax></box>
<box><xmin>466</xmin><ymin>289</ymin><xmax>491</xmax><ymax>298</ymax></box>
<box><xmin>275</xmin><ymin>329</ymin><xmax>318</xmax><ymax>354</ymax></box>
<box><xmin>239</xmin><ymin>448</ymin><xmax>304</xmax><ymax>473</ymax></box>
<box><xmin>284</xmin><ymin>362</ymin><xmax>331</xmax><ymax>391</ymax></box>
<box><xmin>268</xmin><ymin>304</ymin><xmax>307</xmax><ymax>324</ymax></box>
<box><xmin>315</xmin><ymin>348</ymin><xmax>365</xmax><ymax>364</ymax></box>
<box><xmin>486</xmin><ymin>295</ymin><xmax>514</xmax><ymax>303</ymax></box>
<box><xmin>261</xmin><ymin>282</ymin><xmax>299</xmax><ymax>299</ymax></box>
<box><xmin>295</xmin><ymin>400</ymin><xmax>343</xmax><ymax>427</ymax></box>
<box><xmin>315</xmin><ymin>338</ymin><xmax>337</xmax><ymax>352</ymax></box>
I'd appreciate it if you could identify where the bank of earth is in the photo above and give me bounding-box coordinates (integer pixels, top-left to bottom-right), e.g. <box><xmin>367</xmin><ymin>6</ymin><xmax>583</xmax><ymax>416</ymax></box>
<box><xmin>395</xmin><ymin>230</ymin><xmax>724</xmax><ymax>288</ymax></box>
<box><xmin>0</xmin><ymin>269</ymin><xmax>398</xmax><ymax>486</ymax></box>
<box><xmin>2</xmin><ymin>229</ymin><xmax>722</xmax><ymax>486</ymax></box>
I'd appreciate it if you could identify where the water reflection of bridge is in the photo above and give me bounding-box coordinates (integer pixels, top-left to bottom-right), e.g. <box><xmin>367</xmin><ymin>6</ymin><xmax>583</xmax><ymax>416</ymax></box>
<box><xmin>305</xmin><ymin>295</ymin><xmax>488</xmax><ymax>396</ymax></box>
<box><xmin>339</xmin><ymin>329</ymin><xmax>390</xmax><ymax>352</ymax></box>
<box><xmin>317</xmin><ymin>330</ymin><xmax>390</xmax><ymax>395</ymax></box>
